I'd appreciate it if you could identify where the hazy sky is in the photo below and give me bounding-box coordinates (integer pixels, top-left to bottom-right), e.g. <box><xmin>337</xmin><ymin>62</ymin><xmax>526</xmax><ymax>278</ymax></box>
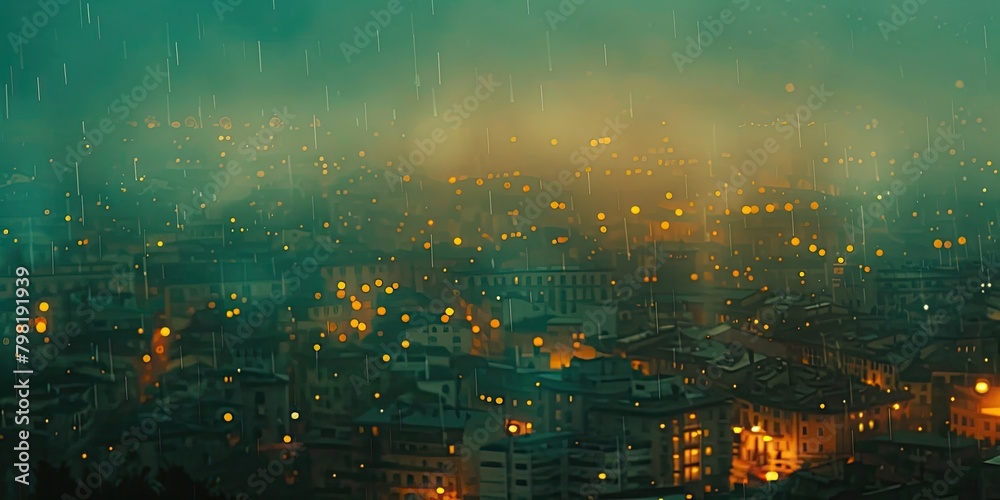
<box><xmin>0</xmin><ymin>0</ymin><xmax>996</xmax><ymax>206</ymax></box>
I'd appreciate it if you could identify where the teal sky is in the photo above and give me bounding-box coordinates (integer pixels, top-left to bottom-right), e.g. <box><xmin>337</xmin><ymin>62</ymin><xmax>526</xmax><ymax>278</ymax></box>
<box><xmin>0</xmin><ymin>0</ymin><xmax>996</xmax><ymax>212</ymax></box>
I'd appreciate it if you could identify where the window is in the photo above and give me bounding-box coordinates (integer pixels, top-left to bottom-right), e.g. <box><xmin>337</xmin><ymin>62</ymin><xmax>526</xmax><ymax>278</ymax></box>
<box><xmin>802</xmin><ymin>426</ymin><xmax>808</xmax><ymax>436</ymax></box>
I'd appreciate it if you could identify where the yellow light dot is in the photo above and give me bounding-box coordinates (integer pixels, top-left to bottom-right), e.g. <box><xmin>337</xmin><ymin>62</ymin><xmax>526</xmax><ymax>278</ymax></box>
<box><xmin>453</xmin><ymin>237</ymin><xmax>462</xmax><ymax>246</ymax></box>
<box><xmin>674</xmin><ymin>208</ymin><xmax>684</xmax><ymax>216</ymax></box>
<box><xmin>597</xmin><ymin>212</ymin><xmax>606</xmax><ymax>221</ymax></box>
<box><xmin>223</xmin><ymin>412</ymin><xmax>233</xmax><ymax>422</ymax></box>
<box><xmin>630</xmin><ymin>206</ymin><xmax>640</xmax><ymax>215</ymax></box>
<box><xmin>533</xmin><ymin>337</ymin><xmax>543</xmax><ymax>347</ymax></box>
<box><xmin>690</xmin><ymin>273</ymin><xmax>699</xmax><ymax>281</ymax></box>
<box><xmin>382</xmin><ymin>354</ymin><xmax>391</xmax><ymax>362</ymax></box>
<box><xmin>142</xmin><ymin>354</ymin><xmax>151</xmax><ymax>363</ymax></box>
<box><xmin>790</xmin><ymin>237</ymin><xmax>800</xmax><ymax>246</ymax></box>
<box><xmin>490</xmin><ymin>319</ymin><xmax>501</xmax><ymax>329</ymax></box>
<box><xmin>159</xmin><ymin>327</ymin><xmax>171</xmax><ymax>337</ymax></box>
<box><xmin>660</xmin><ymin>221</ymin><xmax>670</xmax><ymax>230</ymax></box>
<box><xmin>846</xmin><ymin>244</ymin><xmax>854</xmax><ymax>253</ymax></box>
<box><xmin>283</xmin><ymin>435</ymin><xmax>292</xmax><ymax>443</ymax></box>
<box><xmin>933</xmin><ymin>239</ymin><xmax>943</xmax><ymax>249</ymax></box>
<box><xmin>291</xmin><ymin>412</ymin><xmax>300</xmax><ymax>420</ymax></box>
